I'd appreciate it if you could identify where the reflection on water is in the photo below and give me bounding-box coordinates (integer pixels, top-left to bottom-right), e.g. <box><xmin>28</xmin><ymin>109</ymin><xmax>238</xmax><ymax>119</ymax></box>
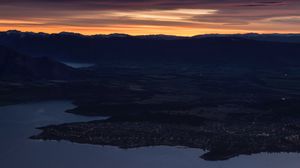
<box><xmin>0</xmin><ymin>101</ymin><xmax>300</xmax><ymax>168</ymax></box>
<box><xmin>62</xmin><ymin>62</ymin><xmax>95</xmax><ymax>68</ymax></box>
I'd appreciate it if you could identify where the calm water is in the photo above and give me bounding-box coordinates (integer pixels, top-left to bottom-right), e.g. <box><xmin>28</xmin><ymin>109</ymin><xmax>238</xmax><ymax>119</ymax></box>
<box><xmin>62</xmin><ymin>62</ymin><xmax>95</xmax><ymax>68</ymax></box>
<box><xmin>0</xmin><ymin>101</ymin><xmax>300</xmax><ymax>168</ymax></box>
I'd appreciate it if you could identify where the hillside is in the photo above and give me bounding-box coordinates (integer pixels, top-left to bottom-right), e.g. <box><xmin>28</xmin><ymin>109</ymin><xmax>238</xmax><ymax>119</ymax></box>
<box><xmin>0</xmin><ymin>45</ymin><xmax>89</xmax><ymax>81</ymax></box>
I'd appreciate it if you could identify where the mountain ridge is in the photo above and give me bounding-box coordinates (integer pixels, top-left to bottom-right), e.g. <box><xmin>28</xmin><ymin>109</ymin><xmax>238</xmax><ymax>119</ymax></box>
<box><xmin>2</xmin><ymin>30</ymin><xmax>300</xmax><ymax>42</ymax></box>
<box><xmin>0</xmin><ymin>45</ymin><xmax>90</xmax><ymax>81</ymax></box>
<box><xmin>1</xmin><ymin>30</ymin><xmax>300</xmax><ymax>68</ymax></box>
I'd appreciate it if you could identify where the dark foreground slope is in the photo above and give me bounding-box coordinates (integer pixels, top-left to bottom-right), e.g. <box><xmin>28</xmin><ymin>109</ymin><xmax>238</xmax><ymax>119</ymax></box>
<box><xmin>0</xmin><ymin>45</ymin><xmax>95</xmax><ymax>105</ymax></box>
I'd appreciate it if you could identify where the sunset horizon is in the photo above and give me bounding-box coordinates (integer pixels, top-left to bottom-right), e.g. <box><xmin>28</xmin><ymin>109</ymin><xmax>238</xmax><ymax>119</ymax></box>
<box><xmin>1</xmin><ymin>1</ymin><xmax>300</xmax><ymax>36</ymax></box>
<box><xmin>2</xmin><ymin>29</ymin><xmax>300</xmax><ymax>37</ymax></box>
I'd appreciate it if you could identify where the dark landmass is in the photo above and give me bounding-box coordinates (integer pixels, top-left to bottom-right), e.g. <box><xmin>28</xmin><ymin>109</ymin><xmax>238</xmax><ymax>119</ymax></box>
<box><xmin>0</xmin><ymin>46</ymin><xmax>91</xmax><ymax>81</ymax></box>
<box><xmin>0</xmin><ymin>30</ymin><xmax>300</xmax><ymax>67</ymax></box>
<box><xmin>1</xmin><ymin>33</ymin><xmax>300</xmax><ymax>160</ymax></box>
<box><xmin>29</xmin><ymin>65</ymin><xmax>300</xmax><ymax>160</ymax></box>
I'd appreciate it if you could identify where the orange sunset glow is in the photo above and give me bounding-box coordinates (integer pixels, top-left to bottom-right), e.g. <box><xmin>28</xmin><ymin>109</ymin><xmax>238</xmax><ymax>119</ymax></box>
<box><xmin>0</xmin><ymin>0</ymin><xmax>300</xmax><ymax>35</ymax></box>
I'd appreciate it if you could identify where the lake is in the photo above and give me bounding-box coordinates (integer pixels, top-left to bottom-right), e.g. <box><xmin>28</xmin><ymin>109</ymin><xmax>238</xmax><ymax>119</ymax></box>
<box><xmin>0</xmin><ymin>101</ymin><xmax>299</xmax><ymax>168</ymax></box>
<box><xmin>62</xmin><ymin>62</ymin><xmax>95</xmax><ymax>68</ymax></box>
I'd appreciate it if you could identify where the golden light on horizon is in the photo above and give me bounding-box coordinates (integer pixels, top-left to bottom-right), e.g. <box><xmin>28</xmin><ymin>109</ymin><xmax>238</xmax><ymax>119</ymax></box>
<box><xmin>0</xmin><ymin>25</ymin><xmax>287</xmax><ymax>36</ymax></box>
<box><xmin>0</xmin><ymin>0</ymin><xmax>300</xmax><ymax>36</ymax></box>
<box><xmin>0</xmin><ymin>19</ymin><xmax>43</xmax><ymax>25</ymax></box>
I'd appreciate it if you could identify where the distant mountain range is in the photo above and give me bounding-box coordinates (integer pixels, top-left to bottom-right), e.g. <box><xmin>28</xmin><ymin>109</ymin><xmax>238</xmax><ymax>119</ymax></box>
<box><xmin>2</xmin><ymin>30</ymin><xmax>300</xmax><ymax>42</ymax></box>
<box><xmin>0</xmin><ymin>45</ymin><xmax>88</xmax><ymax>81</ymax></box>
<box><xmin>0</xmin><ymin>30</ymin><xmax>300</xmax><ymax>67</ymax></box>
<box><xmin>192</xmin><ymin>33</ymin><xmax>300</xmax><ymax>43</ymax></box>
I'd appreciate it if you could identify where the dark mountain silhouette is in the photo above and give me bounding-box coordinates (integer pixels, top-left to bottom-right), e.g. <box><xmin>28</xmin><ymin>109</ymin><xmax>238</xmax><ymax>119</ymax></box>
<box><xmin>0</xmin><ymin>45</ymin><xmax>89</xmax><ymax>81</ymax></box>
<box><xmin>193</xmin><ymin>33</ymin><xmax>300</xmax><ymax>43</ymax></box>
<box><xmin>0</xmin><ymin>30</ymin><xmax>300</xmax><ymax>67</ymax></box>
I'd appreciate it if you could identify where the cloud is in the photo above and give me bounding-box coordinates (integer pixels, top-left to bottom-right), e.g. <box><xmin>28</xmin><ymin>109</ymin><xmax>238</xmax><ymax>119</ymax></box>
<box><xmin>0</xmin><ymin>0</ymin><xmax>299</xmax><ymax>35</ymax></box>
<box><xmin>269</xmin><ymin>16</ymin><xmax>300</xmax><ymax>24</ymax></box>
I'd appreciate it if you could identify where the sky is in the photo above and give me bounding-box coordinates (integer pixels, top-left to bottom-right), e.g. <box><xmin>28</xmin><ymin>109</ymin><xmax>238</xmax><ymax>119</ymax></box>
<box><xmin>0</xmin><ymin>0</ymin><xmax>300</xmax><ymax>36</ymax></box>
